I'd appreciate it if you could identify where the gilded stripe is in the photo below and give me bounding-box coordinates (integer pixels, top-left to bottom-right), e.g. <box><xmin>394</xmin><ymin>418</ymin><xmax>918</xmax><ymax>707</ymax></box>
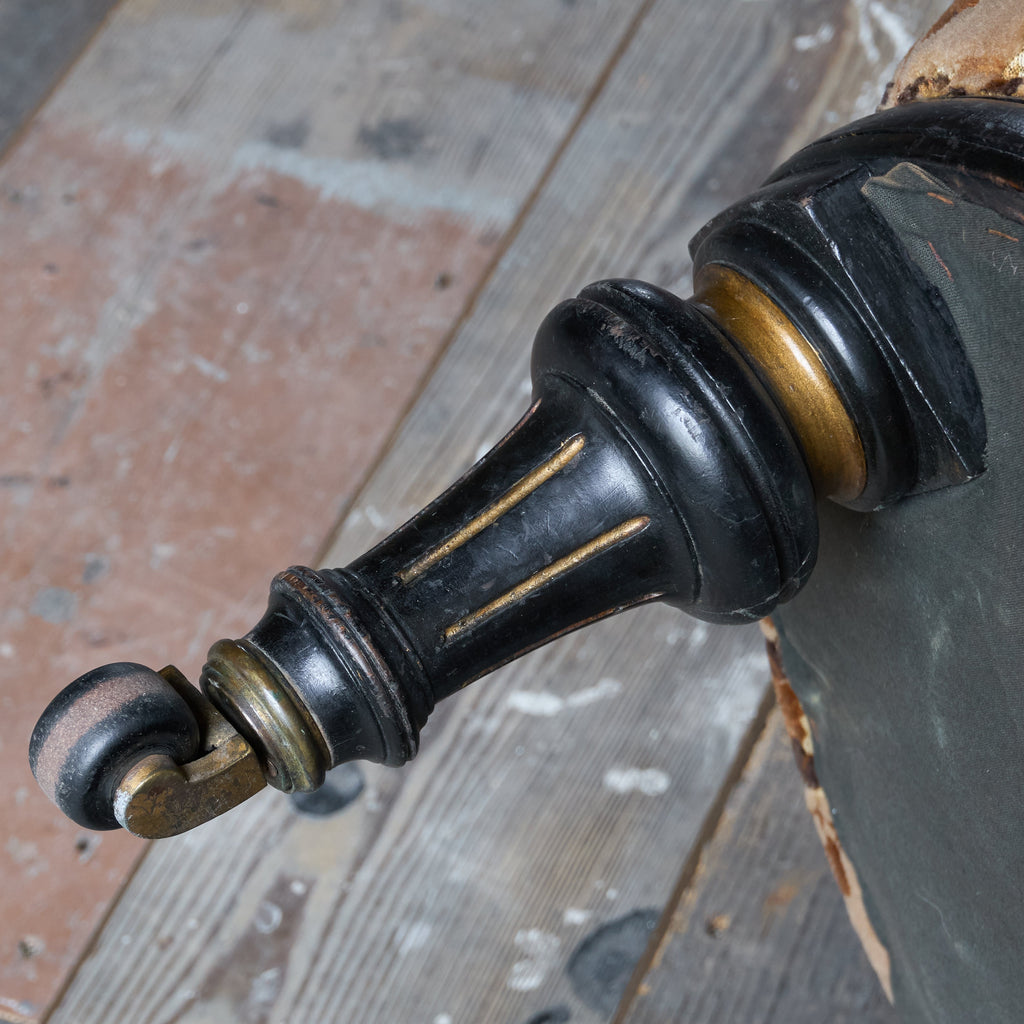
<box><xmin>398</xmin><ymin>434</ymin><xmax>586</xmax><ymax>584</ymax></box>
<box><xmin>443</xmin><ymin>515</ymin><xmax>650</xmax><ymax>641</ymax></box>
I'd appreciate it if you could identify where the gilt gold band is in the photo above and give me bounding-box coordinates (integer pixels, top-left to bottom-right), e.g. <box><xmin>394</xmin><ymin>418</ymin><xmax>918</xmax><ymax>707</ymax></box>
<box><xmin>694</xmin><ymin>264</ymin><xmax>867</xmax><ymax>503</ymax></box>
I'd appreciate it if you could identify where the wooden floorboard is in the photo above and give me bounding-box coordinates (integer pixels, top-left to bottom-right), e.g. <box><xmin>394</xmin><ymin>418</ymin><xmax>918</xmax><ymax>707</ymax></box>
<box><xmin>43</xmin><ymin>0</ymin><xmax>949</xmax><ymax>1022</ymax></box>
<box><xmin>618</xmin><ymin>711</ymin><xmax>899</xmax><ymax>1024</ymax></box>
<box><xmin>0</xmin><ymin>0</ymin><xmax>119</xmax><ymax>157</ymax></box>
<box><xmin>0</xmin><ymin>0</ymin><xmax>652</xmax><ymax>1018</ymax></box>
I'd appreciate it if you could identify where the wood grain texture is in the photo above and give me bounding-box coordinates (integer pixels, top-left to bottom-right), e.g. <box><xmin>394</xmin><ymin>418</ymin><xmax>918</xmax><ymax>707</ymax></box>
<box><xmin>43</xmin><ymin>0</ymin><xmax>949</xmax><ymax>1022</ymax></box>
<box><xmin>0</xmin><ymin>0</ymin><xmax>118</xmax><ymax>156</ymax></box>
<box><xmin>0</xmin><ymin>0</ymin><xmax>651</xmax><ymax>1018</ymax></box>
<box><xmin>618</xmin><ymin>712</ymin><xmax>900</xmax><ymax>1024</ymax></box>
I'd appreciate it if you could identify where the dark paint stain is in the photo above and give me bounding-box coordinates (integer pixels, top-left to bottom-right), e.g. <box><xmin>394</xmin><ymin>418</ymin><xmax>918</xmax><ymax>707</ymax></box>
<box><xmin>566</xmin><ymin>908</ymin><xmax>660</xmax><ymax>1016</ymax></box>
<box><xmin>290</xmin><ymin>762</ymin><xmax>365</xmax><ymax>816</ymax></box>
<box><xmin>985</xmin><ymin>75</ymin><xmax>1024</xmax><ymax>96</ymax></box>
<box><xmin>357</xmin><ymin>117</ymin><xmax>425</xmax><ymax>160</ymax></box>
<box><xmin>82</xmin><ymin>553</ymin><xmax>110</xmax><ymax>584</ymax></box>
<box><xmin>521</xmin><ymin>1005</ymin><xmax>571</xmax><ymax>1024</ymax></box>
<box><xmin>466</xmin><ymin>134</ymin><xmax>489</xmax><ymax>175</ymax></box>
<box><xmin>256</xmin><ymin>193</ymin><xmax>280</xmax><ymax>208</ymax></box>
<box><xmin>894</xmin><ymin>72</ymin><xmax>949</xmax><ymax>105</ymax></box>
<box><xmin>39</xmin><ymin>368</ymin><xmax>76</xmax><ymax>396</ymax></box>
<box><xmin>30</xmin><ymin>587</ymin><xmax>77</xmax><ymax>624</ymax></box>
<box><xmin>265</xmin><ymin>117</ymin><xmax>311</xmax><ymax>150</ymax></box>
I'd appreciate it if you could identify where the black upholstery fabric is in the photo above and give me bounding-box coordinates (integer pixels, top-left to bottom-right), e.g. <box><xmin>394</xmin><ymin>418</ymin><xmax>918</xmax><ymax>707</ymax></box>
<box><xmin>775</xmin><ymin>162</ymin><xmax>1024</xmax><ymax>1023</ymax></box>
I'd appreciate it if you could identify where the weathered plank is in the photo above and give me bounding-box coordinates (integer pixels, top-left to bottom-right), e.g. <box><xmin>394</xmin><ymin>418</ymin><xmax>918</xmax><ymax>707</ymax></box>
<box><xmin>0</xmin><ymin>0</ymin><xmax>119</xmax><ymax>156</ymax></box>
<box><xmin>619</xmin><ymin>711</ymin><xmax>899</xmax><ymax>1024</ymax></box>
<box><xmin>0</xmin><ymin>0</ymin><xmax>654</xmax><ymax>1017</ymax></box>
<box><xmin>44</xmin><ymin>0</ymin><xmax>947</xmax><ymax>1022</ymax></box>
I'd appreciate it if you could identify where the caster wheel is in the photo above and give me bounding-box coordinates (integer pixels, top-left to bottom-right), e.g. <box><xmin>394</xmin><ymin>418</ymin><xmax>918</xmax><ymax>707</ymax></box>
<box><xmin>30</xmin><ymin>662</ymin><xmax>202</xmax><ymax>830</ymax></box>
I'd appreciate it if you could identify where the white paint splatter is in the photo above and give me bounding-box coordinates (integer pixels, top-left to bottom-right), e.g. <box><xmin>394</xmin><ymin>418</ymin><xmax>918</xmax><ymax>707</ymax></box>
<box><xmin>852</xmin><ymin>0</ymin><xmax>880</xmax><ymax>62</ymax></box>
<box><xmin>852</xmin><ymin>79</ymin><xmax>881</xmax><ymax>121</ymax></box>
<box><xmin>361</xmin><ymin>505</ymin><xmax>389</xmax><ymax>532</ymax></box>
<box><xmin>851</xmin><ymin>0</ymin><xmax>915</xmax><ymax>68</ymax></box>
<box><xmin>112</xmin><ymin>788</ymin><xmax>131</xmax><ymax>828</ymax></box>
<box><xmin>253</xmin><ymin>901</ymin><xmax>283</xmax><ymax>935</ymax></box>
<box><xmin>506</xmin><ymin>929</ymin><xmax>561</xmax><ymax>991</ymax></box>
<box><xmin>150</xmin><ymin>542</ymin><xmax>177</xmax><ymax>570</ymax></box>
<box><xmin>603</xmin><ymin>767</ymin><xmax>671</xmax><ymax>796</ymax></box>
<box><xmin>666</xmin><ymin>620</ymin><xmax>708</xmax><ymax>648</ymax></box>
<box><xmin>394</xmin><ymin>919</ymin><xmax>433</xmax><ymax>956</ymax></box>
<box><xmin>793</xmin><ymin>24</ymin><xmax>835</xmax><ymax>50</ymax></box>
<box><xmin>566</xmin><ymin>678</ymin><xmax>622</xmax><ymax>708</ymax></box>
<box><xmin>506</xmin><ymin>690</ymin><xmax>565</xmax><ymax>717</ymax></box>
<box><xmin>30</xmin><ymin>587</ymin><xmax>77</xmax><ymax>624</ymax></box>
<box><xmin>6</xmin><ymin>838</ymin><xmax>43</xmax><ymax>877</ymax></box>
<box><xmin>242</xmin><ymin>342</ymin><xmax>272</xmax><ymax>364</ymax></box>
<box><xmin>234</xmin><ymin>142</ymin><xmax>517</xmax><ymax>223</ymax></box>
<box><xmin>249</xmin><ymin>966</ymin><xmax>282</xmax><ymax>1007</ymax></box>
<box><xmin>191</xmin><ymin>354</ymin><xmax>230</xmax><ymax>382</ymax></box>
<box><xmin>507</xmin><ymin>678</ymin><xmax>622</xmax><ymax>717</ymax></box>
<box><xmin>433</xmin><ymin>1015</ymin><xmax>454</xmax><ymax>1024</ymax></box>
<box><xmin>163</xmin><ymin>437</ymin><xmax>181</xmax><ymax>464</ymax></box>
<box><xmin>868</xmin><ymin>0</ymin><xmax>915</xmax><ymax>56</ymax></box>
<box><xmin>563</xmin><ymin>907</ymin><xmax>591</xmax><ymax>926</ymax></box>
